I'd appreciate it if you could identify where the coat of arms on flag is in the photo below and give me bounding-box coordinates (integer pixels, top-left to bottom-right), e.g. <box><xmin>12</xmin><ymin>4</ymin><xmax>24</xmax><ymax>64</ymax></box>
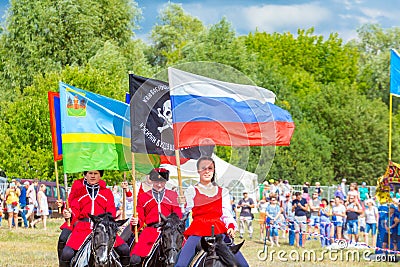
<box><xmin>66</xmin><ymin>88</ymin><xmax>87</xmax><ymax>117</ymax></box>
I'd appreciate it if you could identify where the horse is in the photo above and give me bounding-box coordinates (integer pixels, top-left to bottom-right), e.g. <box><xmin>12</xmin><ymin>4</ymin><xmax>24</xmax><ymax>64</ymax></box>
<box><xmin>142</xmin><ymin>212</ymin><xmax>188</xmax><ymax>267</ymax></box>
<box><xmin>190</xmin><ymin>234</ymin><xmax>244</xmax><ymax>267</ymax></box>
<box><xmin>71</xmin><ymin>212</ymin><xmax>128</xmax><ymax>267</ymax></box>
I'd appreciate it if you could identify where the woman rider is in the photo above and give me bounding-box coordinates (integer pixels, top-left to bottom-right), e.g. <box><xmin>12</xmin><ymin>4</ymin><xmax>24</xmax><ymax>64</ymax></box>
<box><xmin>175</xmin><ymin>156</ymin><xmax>249</xmax><ymax>267</ymax></box>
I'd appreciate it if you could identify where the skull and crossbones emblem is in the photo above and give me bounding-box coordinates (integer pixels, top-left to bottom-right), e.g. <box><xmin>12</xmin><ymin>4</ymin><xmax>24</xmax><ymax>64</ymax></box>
<box><xmin>157</xmin><ymin>100</ymin><xmax>173</xmax><ymax>133</ymax></box>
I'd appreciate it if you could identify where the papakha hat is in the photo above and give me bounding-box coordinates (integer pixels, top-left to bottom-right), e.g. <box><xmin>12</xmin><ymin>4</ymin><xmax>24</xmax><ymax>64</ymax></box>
<box><xmin>149</xmin><ymin>168</ymin><xmax>169</xmax><ymax>182</ymax></box>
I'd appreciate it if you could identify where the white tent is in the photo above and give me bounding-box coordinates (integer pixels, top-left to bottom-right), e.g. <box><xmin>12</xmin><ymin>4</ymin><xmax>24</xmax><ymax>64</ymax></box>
<box><xmin>162</xmin><ymin>154</ymin><xmax>259</xmax><ymax>202</ymax></box>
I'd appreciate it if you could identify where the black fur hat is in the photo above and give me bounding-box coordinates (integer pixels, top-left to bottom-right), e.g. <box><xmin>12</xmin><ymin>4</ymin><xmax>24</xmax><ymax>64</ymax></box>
<box><xmin>149</xmin><ymin>168</ymin><xmax>169</xmax><ymax>182</ymax></box>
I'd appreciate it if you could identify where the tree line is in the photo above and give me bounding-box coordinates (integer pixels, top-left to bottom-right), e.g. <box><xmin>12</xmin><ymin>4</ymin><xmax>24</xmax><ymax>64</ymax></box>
<box><xmin>0</xmin><ymin>1</ymin><xmax>399</xmax><ymax>186</ymax></box>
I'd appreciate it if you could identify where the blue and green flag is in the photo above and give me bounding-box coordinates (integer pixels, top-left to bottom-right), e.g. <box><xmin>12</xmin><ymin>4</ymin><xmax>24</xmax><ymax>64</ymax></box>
<box><xmin>59</xmin><ymin>82</ymin><xmax>159</xmax><ymax>174</ymax></box>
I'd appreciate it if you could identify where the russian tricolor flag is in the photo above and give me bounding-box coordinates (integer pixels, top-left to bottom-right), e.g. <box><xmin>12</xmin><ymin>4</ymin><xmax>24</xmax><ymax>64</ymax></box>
<box><xmin>168</xmin><ymin>67</ymin><xmax>295</xmax><ymax>148</ymax></box>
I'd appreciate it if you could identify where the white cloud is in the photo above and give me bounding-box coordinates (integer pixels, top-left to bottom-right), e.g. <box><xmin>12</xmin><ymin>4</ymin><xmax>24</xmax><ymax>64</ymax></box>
<box><xmin>240</xmin><ymin>4</ymin><xmax>332</xmax><ymax>33</ymax></box>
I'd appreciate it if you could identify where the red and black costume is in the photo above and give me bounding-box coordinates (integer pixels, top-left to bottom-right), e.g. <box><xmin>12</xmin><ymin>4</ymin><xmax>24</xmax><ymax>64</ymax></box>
<box><xmin>130</xmin><ymin>168</ymin><xmax>182</xmax><ymax>261</ymax></box>
<box><xmin>130</xmin><ymin>188</ymin><xmax>182</xmax><ymax>257</ymax></box>
<box><xmin>60</xmin><ymin>178</ymin><xmax>130</xmax><ymax>267</ymax></box>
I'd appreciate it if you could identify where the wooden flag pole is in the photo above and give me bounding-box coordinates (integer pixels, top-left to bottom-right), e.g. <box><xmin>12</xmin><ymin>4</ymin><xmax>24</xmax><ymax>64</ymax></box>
<box><xmin>63</xmin><ymin>173</ymin><xmax>70</xmax><ymax>227</ymax></box>
<box><xmin>175</xmin><ymin>150</ymin><xmax>183</xmax><ymax>197</ymax></box>
<box><xmin>54</xmin><ymin>161</ymin><xmax>61</xmax><ymax>213</ymax></box>
<box><xmin>175</xmin><ymin>150</ymin><xmax>185</xmax><ymax>213</ymax></box>
<box><xmin>122</xmin><ymin>172</ymin><xmax>126</xmax><ymax>220</ymax></box>
<box><xmin>131</xmin><ymin>152</ymin><xmax>138</xmax><ymax>242</ymax></box>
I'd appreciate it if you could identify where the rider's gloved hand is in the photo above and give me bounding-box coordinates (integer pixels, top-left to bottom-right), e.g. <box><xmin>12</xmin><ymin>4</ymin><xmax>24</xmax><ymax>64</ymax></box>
<box><xmin>63</xmin><ymin>209</ymin><xmax>71</xmax><ymax>219</ymax></box>
<box><xmin>178</xmin><ymin>196</ymin><xmax>186</xmax><ymax>206</ymax></box>
<box><xmin>130</xmin><ymin>216</ymin><xmax>138</xmax><ymax>226</ymax></box>
<box><xmin>56</xmin><ymin>199</ymin><xmax>64</xmax><ymax>208</ymax></box>
<box><xmin>227</xmin><ymin>228</ymin><xmax>236</xmax><ymax>238</ymax></box>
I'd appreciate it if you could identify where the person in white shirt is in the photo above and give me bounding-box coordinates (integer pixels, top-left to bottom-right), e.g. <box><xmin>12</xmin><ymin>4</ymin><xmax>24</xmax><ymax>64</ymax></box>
<box><xmin>332</xmin><ymin>196</ymin><xmax>346</xmax><ymax>240</ymax></box>
<box><xmin>364</xmin><ymin>198</ymin><xmax>379</xmax><ymax>247</ymax></box>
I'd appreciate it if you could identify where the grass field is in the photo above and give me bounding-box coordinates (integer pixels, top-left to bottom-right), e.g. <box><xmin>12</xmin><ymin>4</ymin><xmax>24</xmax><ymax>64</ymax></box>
<box><xmin>0</xmin><ymin>218</ymin><xmax>398</xmax><ymax>266</ymax></box>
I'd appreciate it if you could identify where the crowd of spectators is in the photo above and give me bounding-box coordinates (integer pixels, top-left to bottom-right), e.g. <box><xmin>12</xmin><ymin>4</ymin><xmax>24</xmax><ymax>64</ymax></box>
<box><xmin>233</xmin><ymin>179</ymin><xmax>400</xmax><ymax>253</ymax></box>
<box><xmin>0</xmin><ymin>178</ymin><xmax>49</xmax><ymax>229</ymax></box>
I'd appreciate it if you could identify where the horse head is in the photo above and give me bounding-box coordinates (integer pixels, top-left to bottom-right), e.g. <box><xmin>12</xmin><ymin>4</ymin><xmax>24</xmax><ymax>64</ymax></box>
<box><xmin>200</xmin><ymin>234</ymin><xmax>244</xmax><ymax>267</ymax></box>
<box><xmin>88</xmin><ymin>212</ymin><xmax>128</xmax><ymax>267</ymax></box>
<box><xmin>154</xmin><ymin>212</ymin><xmax>188</xmax><ymax>267</ymax></box>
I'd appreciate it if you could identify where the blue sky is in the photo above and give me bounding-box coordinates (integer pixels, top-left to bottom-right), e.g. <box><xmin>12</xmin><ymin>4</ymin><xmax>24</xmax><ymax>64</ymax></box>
<box><xmin>0</xmin><ymin>0</ymin><xmax>398</xmax><ymax>42</ymax></box>
<box><xmin>135</xmin><ymin>0</ymin><xmax>400</xmax><ymax>42</ymax></box>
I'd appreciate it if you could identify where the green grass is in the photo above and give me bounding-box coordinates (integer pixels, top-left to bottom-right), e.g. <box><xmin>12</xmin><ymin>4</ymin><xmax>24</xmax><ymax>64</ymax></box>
<box><xmin>0</xmin><ymin>218</ymin><xmax>398</xmax><ymax>266</ymax></box>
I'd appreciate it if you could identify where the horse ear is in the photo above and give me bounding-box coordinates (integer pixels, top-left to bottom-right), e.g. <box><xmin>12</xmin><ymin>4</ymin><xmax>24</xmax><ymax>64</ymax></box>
<box><xmin>116</xmin><ymin>218</ymin><xmax>129</xmax><ymax>227</ymax></box>
<box><xmin>200</xmin><ymin>236</ymin><xmax>209</xmax><ymax>251</ymax></box>
<box><xmin>229</xmin><ymin>240</ymin><xmax>244</xmax><ymax>254</ymax></box>
<box><xmin>159</xmin><ymin>212</ymin><xmax>168</xmax><ymax>222</ymax></box>
<box><xmin>88</xmin><ymin>213</ymin><xmax>100</xmax><ymax>224</ymax></box>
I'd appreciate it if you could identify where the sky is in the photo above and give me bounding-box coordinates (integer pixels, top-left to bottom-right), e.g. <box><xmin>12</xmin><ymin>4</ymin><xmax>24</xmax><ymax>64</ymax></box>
<box><xmin>0</xmin><ymin>0</ymin><xmax>398</xmax><ymax>42</ymax></box>
<box><xmin>134</xmin><ymin>0</ymin><xmax>400</xmax><ymax>42</ymax></box>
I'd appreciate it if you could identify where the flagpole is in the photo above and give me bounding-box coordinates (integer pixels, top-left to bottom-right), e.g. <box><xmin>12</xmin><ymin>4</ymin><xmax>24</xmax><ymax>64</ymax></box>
<box><xmin>54</xmin><ymin>161</ymin><xmax>61</xmax><ymax>213</ymax></box>
<box><xmin>131</xmin><ymin>152</ymin><xmax>138</xmax><ymax>242</ymax></box>
<box><xmin>175</xmin><ymin>150</ymin><xmax>185</xmax><ymax>213</ymax></box>
<box><xmin>122</xmin><ymin>172</ymin><xmax>126</xmax><ymax>220</ymax></box>
<box><xmin>63</xmin><ymin>173</ymin><xmax>70</xmax><ymax>227</ymax></box>
<box><xmin>389</xmin><ymin>93</ymin><xmax>393</xmax><ymax>161</ymax></box>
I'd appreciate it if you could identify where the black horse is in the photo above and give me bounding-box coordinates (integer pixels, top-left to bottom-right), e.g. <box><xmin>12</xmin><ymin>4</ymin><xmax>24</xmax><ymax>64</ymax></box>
<box><xmin>71</xmin><ymin>212</ymin><xmax>128</xmax><ymax>267</ymax></box>
<box><xmin>142</xmin><ymin>212</ymin><xmax>188</xmax><ymax>267</ymax></box>
<box><xmin>191</xmin><ymin>234</ymin><xmax>244</xmax><ymax>267</ymax></box>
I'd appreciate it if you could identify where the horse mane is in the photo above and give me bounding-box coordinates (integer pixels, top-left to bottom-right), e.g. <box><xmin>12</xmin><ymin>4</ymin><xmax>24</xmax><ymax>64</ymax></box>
<box><xmin>213</xmin><ymin>235</ymin><xmax>238</xmax><ymax>266</ymax></box>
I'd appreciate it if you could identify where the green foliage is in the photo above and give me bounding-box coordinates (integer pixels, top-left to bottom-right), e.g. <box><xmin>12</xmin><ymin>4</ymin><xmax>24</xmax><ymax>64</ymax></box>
<box><xmin>148</xmin><ymin>3</ymin><xmax>205</xmax><ymax>66</ymax></box>
<box><xmin>350</xmin><ymin>24</ymin><xmax>400</xmax><ymax>106</ymax></box>
<box><xmin>0</xmin><ymin>0</ymin><xmax>140</xmax><ymax>98</ymax></box>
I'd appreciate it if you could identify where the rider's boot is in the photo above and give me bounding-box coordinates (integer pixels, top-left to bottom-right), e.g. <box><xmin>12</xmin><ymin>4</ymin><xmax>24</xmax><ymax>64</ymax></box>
<box><xmin>120</xmin><ymin>256</ymin><xmax>131</xmax><ymax>267</ymax></box>
<box><xmin>59</xmin><ymin>260</ymin><xmax>70</xmax><ymax>267</ymax></box>
<box><xmin>130</xmin><ymin>255</ymin><xmax>141</xmax><ymax>267</ymax></box>
<box><xmin>57</xmin><ymin>241</ymin><xmax>66</xmax><ymax>264</ymax></box>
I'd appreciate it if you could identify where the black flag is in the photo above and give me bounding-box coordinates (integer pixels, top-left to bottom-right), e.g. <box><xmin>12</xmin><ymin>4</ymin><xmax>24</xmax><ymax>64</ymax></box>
<box><xmin>129</xmin><ymin>74</ymin><xmax>214</xmax><ymax>162</ymax></box>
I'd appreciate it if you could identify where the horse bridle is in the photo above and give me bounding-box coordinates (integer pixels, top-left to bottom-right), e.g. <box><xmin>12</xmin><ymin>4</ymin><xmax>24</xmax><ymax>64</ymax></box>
<box><xmin>158</xmin><ymin>227</ymin><xmax>183</xmax><ymax>264</ymax></box>
<box><xmin>90</xmin><ymin>222</ymin><xmax>115</xmax><ymax>263</ymax></box>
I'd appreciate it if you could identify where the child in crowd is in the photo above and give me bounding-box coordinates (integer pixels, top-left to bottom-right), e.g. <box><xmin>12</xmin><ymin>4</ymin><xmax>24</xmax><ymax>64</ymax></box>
<box><xmin>319</xmin><ymin>198</ymin><xmax>332</xmax><ymax>247</ymax></box>
<box><xmin>258</xmin><ymin>196</ymin><xmax>268</xmax><ymax>241</ymax></box>
<box><xmin>358</xmin><ymin>213</ymin><xmax>366</xmax><ymax>243</ymax></box>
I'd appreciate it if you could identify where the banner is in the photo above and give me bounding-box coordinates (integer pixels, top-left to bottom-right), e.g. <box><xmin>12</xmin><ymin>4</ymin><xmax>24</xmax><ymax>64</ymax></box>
<box><xmin>129</xmin><ymin>74</ymin><xmax>214</xmax><ymax>163</ymax></box>
<box><xmin>59</xmin><ymin>82</ymin><xmax>158</xmax><ymax>174</ymax></box>
<box><xmin>168</xmin><ymin>67</ymin><xmax>295</xmax><ymax>148</ymax></box>
<box><xmin>48</xmin><ymin>92</ymin><xmax>63</xmax><ymax>161</ymax></box>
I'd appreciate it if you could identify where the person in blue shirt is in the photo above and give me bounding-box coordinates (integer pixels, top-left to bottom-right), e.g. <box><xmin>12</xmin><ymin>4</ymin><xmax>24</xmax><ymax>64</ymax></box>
<box><xmin>382</xmin><ymin>204</ymin><xmax>399</xmax><ymax>251</ymax></box>
<box><xmin>292</xmin><ymin>191</ymin><xmax>309</xmax><ymax>248</ymax></box>
<box><xmin>265</xmin><ymin>195</ymin><xmax>281</xmax><ymax>247</ymax></box>
<box><xmin>16</xmin><ymin>179</ymin><xmax>28</xmax><ymax>228</ymax></box>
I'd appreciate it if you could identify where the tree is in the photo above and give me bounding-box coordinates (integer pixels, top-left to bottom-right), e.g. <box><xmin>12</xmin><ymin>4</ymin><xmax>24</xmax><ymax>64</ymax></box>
<box><xmin>0</xmin><ymin>0</ymin><xmax>140</xmax><ymax>99</ymax></box>
<box><xmin>350</xmin><ymin>24</ymin><xmax>400</xmax><ymax>106</ymax></box>
<box><xmin>148</xmin><ymin>3</ymin><xmax>204</xmax><ymax>66</ymax></box>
